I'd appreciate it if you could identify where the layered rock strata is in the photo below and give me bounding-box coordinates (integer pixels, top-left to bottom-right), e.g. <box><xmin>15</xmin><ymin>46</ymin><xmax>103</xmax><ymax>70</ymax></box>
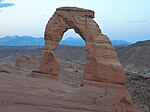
<box><xmin>31</xmin><ymin>7</ymin><xmax>137</xmax><ymax>112</ymax></box>
<box><xmin>36</xmin><ymin>7</ymin><xmax>125</xmax><ymax>85</ymax></box>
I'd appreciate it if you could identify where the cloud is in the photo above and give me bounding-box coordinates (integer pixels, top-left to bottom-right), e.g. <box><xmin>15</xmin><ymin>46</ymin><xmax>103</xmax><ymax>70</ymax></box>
<box><xmin>127</xmin><ymin>20</ymin><xmax>148</xmax><ymax>23</ymax></box>
<box><xmin>0</xmin><ymin>3</ymin><xmax>14</xmax><ymax>8</ymax></box>
<box><xmin>0</xmin><ymin>0</ymin><xmax>14</xmax><ymax>8</ymax></box>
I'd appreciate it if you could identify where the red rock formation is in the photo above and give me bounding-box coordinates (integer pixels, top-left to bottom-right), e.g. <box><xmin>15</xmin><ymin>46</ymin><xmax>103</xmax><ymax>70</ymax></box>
<box><xmin>31</xmin><ymin>7</ymin><xmax>138</xmax><ymax>112</ymax></box>
<box><xmin>38</xmin><ymin>7</ymin><xmax>126</xmax><ymax>85</ymax></box>
<box><xmin>40</xmin><ymin>51</ymin><xmax>59</xmax><ymax>75</ymax></box>
<box><xmin>15</xmin><ymin>54</ymin><xmax>39</xmax><ymax>70</ymax></box>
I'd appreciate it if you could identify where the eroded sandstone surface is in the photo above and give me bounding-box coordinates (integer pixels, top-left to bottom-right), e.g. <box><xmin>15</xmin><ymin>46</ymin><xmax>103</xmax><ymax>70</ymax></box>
<box><xmin>0</xmin><ymin>50</ymin><xmax>149</xmax><ymax>112</ymax></box>
<box><xmin>0</xmin><ymin>65</ymin><xmax>138</xmax><ymax>112</ymax></box>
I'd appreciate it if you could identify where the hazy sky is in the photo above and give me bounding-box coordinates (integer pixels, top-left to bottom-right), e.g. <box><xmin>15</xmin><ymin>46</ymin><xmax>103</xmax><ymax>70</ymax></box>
<box><xmin>0</xmin><ymin>0</ymin><xmax>150</xmax><ymax>42</ymax></box>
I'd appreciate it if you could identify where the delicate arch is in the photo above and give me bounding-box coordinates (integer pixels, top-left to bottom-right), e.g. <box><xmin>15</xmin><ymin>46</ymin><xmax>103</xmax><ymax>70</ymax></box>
<box><xmin>38</xmin><ymin>7</ymin><xmax>125</xmax><ymax>86</ymax></box>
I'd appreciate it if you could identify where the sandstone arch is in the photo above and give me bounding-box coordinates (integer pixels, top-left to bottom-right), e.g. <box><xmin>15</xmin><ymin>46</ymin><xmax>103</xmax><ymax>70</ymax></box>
<box><xmin>39</xmin><ymin>7</ymin><xmax>125</xmax><ymax>86</ymax></box>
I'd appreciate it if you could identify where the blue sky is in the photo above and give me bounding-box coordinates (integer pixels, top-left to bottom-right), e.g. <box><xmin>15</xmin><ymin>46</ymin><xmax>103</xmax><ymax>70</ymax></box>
<box><xmin>0</xmin><ymin>0</ymin><xmax>149</xmax><ymax>42</ymax></box>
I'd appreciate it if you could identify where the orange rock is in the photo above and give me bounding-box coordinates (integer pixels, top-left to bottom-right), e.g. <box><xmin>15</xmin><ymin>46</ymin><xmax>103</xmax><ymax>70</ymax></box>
<box><xmin>40</xmin><ymin>51</ymin><xmax>59</xmax><ymax>76</ymax></box>
<box><xmin>31</xmin><ymin>7</ymin><xmax>139</xmax><ymax>112</ymax></box>
<box><xmin>38</xmin><ymin>7</ymin><xmax>125</xmax><ymax>85</ymax></box>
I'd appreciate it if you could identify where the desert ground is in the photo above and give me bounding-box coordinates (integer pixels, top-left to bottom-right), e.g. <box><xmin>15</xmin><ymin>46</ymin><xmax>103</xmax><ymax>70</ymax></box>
<box><xmin>0</xmin><ymin>41</ymin><xmax>149</xmax><ymax>112</ymax></box>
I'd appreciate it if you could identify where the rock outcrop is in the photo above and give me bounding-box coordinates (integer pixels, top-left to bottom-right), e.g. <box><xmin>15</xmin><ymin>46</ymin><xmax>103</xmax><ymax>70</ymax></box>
<box><xmin>36</xmin><ymin>7</ymin><xmax>125</xmax><ymax>85</ymax></box>
<box><xmin>32</xmin><ymin>7</ymin><xmax>138</xmax><ymax>112</ymax></box>
<box><xmin>16</xmin><ymin>54</ymin><xmax>39</xmax><ymax>70</ymax></box>
<box><xmin>0</xmin><ymin>64</ymin><xmax>14</xmax><ymax>73</ymax></box>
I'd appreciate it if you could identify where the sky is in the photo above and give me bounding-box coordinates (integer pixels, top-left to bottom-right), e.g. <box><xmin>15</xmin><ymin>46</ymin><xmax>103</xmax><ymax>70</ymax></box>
<box><xmin>0</xmin><ymin>0</ymin><xmax>150</xmax><ymax>42</ymax></box>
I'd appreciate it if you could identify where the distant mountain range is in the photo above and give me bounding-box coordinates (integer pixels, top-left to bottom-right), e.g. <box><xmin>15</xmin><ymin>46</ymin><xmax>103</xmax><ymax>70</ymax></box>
<box><xmin>0</xmin><ymin>35</ymin><xmax>132</xmax><ymax>46</ymax></box>
<box><xmin>60</xmin><ymin>37</ymin><xmax>133</xmax><ymax>46</ymax></box>
<box><xmin>111</xmin><ymin>40</ymin><xmax>132</xmax><ymax>46</ymax></box>
<box><xmin>59</xmin><ymin>37</ymin><xmax>86</xmax><ymax>46</ymax></box>
<box><xmin>0</xmin><ymin>36</ymin><xmax>44</xmax><ymax>46</ymax></box>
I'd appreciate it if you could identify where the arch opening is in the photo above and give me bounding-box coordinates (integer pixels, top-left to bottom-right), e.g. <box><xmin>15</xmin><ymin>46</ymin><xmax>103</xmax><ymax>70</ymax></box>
<box><xmin>56</xmin><ymin>29</ymin><xmax>87</xmax><ymax>87</ymax></box>
<box><xmin>59</xmin><ymin>29</ymin><xmax>86</xmax><ymax>46</ymax></box>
